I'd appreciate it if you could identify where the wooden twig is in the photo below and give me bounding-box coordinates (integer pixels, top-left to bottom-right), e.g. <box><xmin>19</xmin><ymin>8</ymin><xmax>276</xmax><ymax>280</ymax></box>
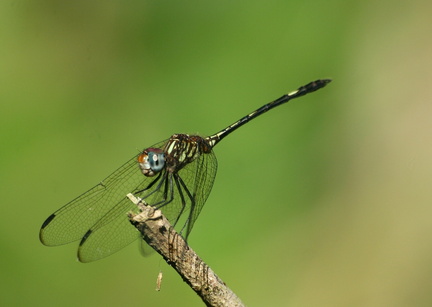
<box><xmin>127</xmin><ymin>193</ymin><xmax>245</xmax><ymax>307</ymax></box>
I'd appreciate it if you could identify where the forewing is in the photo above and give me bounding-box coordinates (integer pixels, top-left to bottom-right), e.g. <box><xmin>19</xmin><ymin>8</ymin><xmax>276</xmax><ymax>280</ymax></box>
<box><xmin>39</xmin><ymin>154</ymin><xmax>141</xmax><ymax>246</ymax></box>
<box><xmin>39</xmin><ymin>140</ymin><xmax>168</xmax><ymax>249</ymax></box>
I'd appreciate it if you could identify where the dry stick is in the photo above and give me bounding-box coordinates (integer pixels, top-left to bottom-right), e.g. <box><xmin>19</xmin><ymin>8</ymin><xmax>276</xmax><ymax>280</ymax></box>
<box><xmin>127</xmin><ymin>193</ymin><xmax>245</xmax><ymax>307</ymax></box>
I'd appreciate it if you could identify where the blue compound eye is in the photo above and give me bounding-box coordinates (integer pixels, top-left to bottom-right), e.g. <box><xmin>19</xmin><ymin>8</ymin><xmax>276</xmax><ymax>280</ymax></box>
<box><xmin>148</xmin><ymin>151</ymin><xmax>165</xmax><ymax>173</ymax></box>
<box><xmin>138</xmin><ymin>148</ymin><xmax>165</xmax><ymax>177</ymax></box>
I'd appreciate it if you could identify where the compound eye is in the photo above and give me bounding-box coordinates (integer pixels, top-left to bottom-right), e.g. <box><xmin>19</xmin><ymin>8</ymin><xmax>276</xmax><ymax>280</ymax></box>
<box><xmin>138</xmin><ymin>148</ymin><xmax>165</xmax><ymax>177</ymax></box>
<box><xmin>148</xmin><ymin>151</ymin><xmax>165</xmax><ymax>172</ymax></box>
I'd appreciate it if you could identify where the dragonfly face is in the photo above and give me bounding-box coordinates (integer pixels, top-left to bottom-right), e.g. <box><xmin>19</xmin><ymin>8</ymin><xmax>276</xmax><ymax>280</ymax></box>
<box><xmin>138</xmin><ymin>148</ymin><xmax>165</xmax><ymax>177</ymax></box>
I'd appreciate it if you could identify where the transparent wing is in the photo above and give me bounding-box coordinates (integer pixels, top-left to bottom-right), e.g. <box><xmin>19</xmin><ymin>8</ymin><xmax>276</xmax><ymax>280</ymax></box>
<box><xmin>185</xmin><ymin>148</ymin><xmax>218</xmax><ymax>238</ymax></box>
<box><xmin>39</xmin><ymin>154</ymin><xmax>140</xmax><ymax>245</ymax></box>
<box><xmin>77</xmin><ymin>196</ymin><xmax>140</xmax><ymax>262</ymax></box>
<box><xmin>158</xmin><ymin>147</ymin><xmax>218</xmax><ymax>240</ymax></box>
<box><xmin>39</xmin><ymin>141</ymin><xmax>167</xmax><ymax>256</ymax></box>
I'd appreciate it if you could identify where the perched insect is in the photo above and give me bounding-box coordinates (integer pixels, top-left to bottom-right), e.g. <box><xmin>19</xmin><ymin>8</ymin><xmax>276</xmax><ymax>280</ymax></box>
<box><xmin>40</xmin><ymin>79</ymin><xmax>331</xmax><ymax>262</ymax></box>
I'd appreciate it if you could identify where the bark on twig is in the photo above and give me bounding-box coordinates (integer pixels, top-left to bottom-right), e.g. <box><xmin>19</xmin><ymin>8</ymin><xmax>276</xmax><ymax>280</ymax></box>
<box><xmin>127</xmin><ymin>193</ymin><xmax>245</xmax><ymax>307</ymax></box>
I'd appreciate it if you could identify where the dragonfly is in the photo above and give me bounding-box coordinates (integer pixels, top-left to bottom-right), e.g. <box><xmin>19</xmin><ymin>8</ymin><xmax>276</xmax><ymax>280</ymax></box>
<box><xmin>40</xmin><ymin>79</ymin><xmax>331</xmax><ymax>262</ymax></box>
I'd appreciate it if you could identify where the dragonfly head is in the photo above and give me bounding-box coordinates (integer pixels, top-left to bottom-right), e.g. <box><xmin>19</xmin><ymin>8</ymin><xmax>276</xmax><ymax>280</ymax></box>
<box><xmin>138</xmin><ymin>148</ymin><xmax>165</xmax><ymax>177</ymax></box>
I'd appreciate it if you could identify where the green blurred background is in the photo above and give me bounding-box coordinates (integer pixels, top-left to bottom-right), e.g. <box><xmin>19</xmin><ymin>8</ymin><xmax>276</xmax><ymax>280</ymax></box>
<box><xmin>2</xmin><ymin>0</ymin><xmax>432</xmax><ymax>306</ymax></box>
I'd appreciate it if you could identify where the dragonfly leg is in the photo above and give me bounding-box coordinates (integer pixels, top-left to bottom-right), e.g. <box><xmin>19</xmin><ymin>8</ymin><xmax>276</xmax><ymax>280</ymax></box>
<box><xmin>176</xmin><ymin>174</ymin><xmax>195</xmax><ymax>240</ymax></box>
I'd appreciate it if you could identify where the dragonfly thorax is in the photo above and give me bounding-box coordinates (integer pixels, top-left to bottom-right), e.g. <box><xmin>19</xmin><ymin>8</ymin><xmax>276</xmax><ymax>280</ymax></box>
<box><xmin>138</xmin><ymin>148</ymin><xmax>165</xmax><ymax>177</ymax></box>
<box><xmin>164</xmin><ymin>134</ymin><xmax>213</xmax><ymax>169</ymax></box>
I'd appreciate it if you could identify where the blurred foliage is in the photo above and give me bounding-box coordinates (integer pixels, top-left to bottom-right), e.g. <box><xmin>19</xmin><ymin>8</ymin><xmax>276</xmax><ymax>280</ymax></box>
<box><xmin>1</xmin><ymin>0</ymin><xmax>432</xmax><ymax>306</ymax></box>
